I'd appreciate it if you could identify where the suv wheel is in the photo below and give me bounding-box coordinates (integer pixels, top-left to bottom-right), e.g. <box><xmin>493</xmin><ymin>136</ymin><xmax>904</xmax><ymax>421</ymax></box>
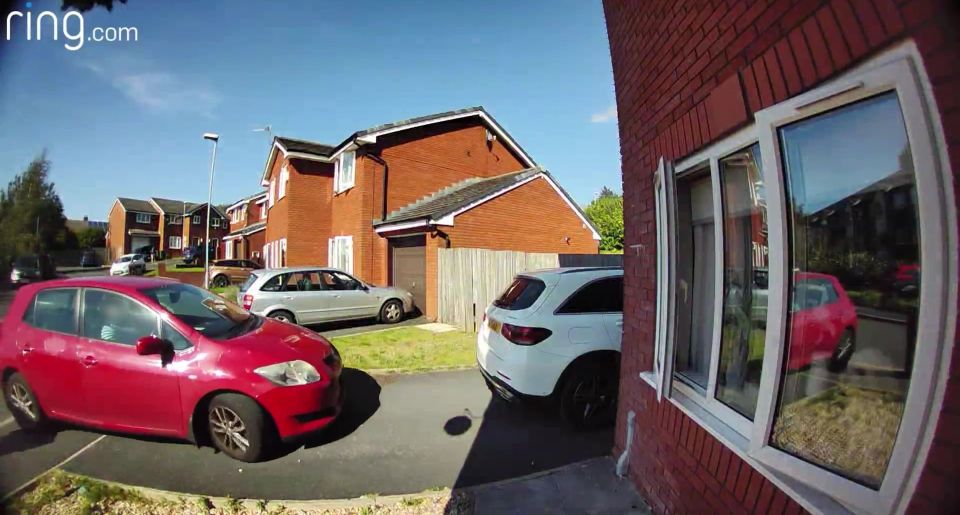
<box><xmin>4</xmin><ymin>373</ymin><xmax>49</xmax><ymax>432</ymax></box>
<box><xmin>559</xmin><ymin>360</ymin><xmax>619</xmax><ymax>430</ymax></box>
<box><xmin>207</xmin><ymin>393</ymin><xmax>270</xmax><ymax>462</ymax></box>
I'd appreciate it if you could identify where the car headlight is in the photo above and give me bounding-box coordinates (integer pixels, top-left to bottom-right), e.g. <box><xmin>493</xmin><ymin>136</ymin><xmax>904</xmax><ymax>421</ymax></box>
<box><xmin>10</xmin><ymin>270</ymin><xmax>20</xmax><ymax>280</ymax></box>
<box><xmin>254</xmin><ymin>360</ymin><xmax>321</xmax><ymax>386</ymax></box>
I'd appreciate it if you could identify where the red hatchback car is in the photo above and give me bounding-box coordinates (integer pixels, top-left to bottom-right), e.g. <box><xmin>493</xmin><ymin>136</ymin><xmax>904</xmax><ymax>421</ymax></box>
<box><xmin>786</xmin><ymin>272</ymin><xmax>859</xmax><ymax>371</ymax></box>
<box><xmin>0</xmin><ymin>277</ymin><xmax>343</xmax><ymax>462</ymax></box>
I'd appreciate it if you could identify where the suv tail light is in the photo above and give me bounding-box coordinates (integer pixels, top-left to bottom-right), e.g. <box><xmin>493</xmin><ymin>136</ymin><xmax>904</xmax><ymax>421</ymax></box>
<box><xmin>500</xmin><ymin>323</ymin><xmax>552</xmax><ymax>345</ymax></box>
<box><xmin>242</xmin><ymin>294</ymin><xmax>254</xmax><ymax>311</ymax></box>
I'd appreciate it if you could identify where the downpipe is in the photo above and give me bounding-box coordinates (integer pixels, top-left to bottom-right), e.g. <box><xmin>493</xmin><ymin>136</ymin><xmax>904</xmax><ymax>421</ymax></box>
<box><xmin>616</xmin><ymin>410</ymin><xmax>636</xmax><ymax>478</ymax></box>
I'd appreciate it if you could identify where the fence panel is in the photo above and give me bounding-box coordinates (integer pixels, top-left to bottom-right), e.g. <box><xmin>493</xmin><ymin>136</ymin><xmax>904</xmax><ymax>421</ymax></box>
<box><xmin>558</xmin><ymin>253</ymin><xmax>624</xmax><ymax>268</ymax></box>
<box><xmin>437</xmin><ymin>248</ymin><xmax>559</xmax><ymax>332</ymax></box>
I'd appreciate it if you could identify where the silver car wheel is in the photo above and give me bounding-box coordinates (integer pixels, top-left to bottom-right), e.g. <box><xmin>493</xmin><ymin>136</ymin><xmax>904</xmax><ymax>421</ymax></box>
<box><xmin>384</xmin><ymin>302</ymin><xmax>401</xmax><ymax>322</ymax></box>
<box><xmin>210</xmin><ymin>406</ymin><xmax>249</xmax><ymax>453</ymax></box>
<box><xmin>10</xmin><ymin>383</ymin><xmax>37</xmax><ymax>421</ymax></box>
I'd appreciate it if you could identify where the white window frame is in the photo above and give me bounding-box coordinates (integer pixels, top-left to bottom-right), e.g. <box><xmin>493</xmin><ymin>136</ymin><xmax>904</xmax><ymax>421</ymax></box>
<box><xmin>168</xmin><ymin>215</ymin><xmax>182</xmax><ymax>225</ymax></box>
<box><xmin>269</xmin><ymin>179</ymin><xmax>276</xmax><ymax>208</ymax></box>
<box><xmin>192</xmin><ymin>215</ymin><xmax>200</xmax><ymax>225</ymax></box>
<box><xmin>260</xmin><ymin>203</ymin><xmax>267</xmax><ymax>220</ymax></box>
<box><xmin>135</xmin><ymin>213</ymin><xmax>151</xmax><ymax>224</ymax></box>
<box><xmin>211</xmin><ymin>217</ymin><xmax>220</xmax><ymax>228</ymax></box>
<box><xmin>168</xmin><ymin>236</ymin><xmax>182</xmax><ymax>249</ymax></box>
<box><xmin>328</xmin><ymin>235</ymin><xmax>353</xmax><ymax>273</ymax></box>
<box><xmin>334</xmin><ymin>150</ymin><xmax>356</xmax><ymax>194</ymax></box>
<box><xmin>278</xmin><ymin>165</ymin><xmax>288</xmax><ymax>199</ymax></box>
<box><xmin>647</xmin><ymin>44</ymin><xmax>956</xmax><ymax>514</ymax></box>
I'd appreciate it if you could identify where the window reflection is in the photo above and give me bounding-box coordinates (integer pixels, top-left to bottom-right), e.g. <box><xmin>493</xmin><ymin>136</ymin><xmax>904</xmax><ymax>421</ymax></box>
<box><xmin>717</xmin><ymin>144</ymin><xmax>767</xmax><ymax>419</ymax></box>
<box><xmin>772</xmin><ymin>92</ymin><xmax>918</xmax><ymax>489</ymax></box>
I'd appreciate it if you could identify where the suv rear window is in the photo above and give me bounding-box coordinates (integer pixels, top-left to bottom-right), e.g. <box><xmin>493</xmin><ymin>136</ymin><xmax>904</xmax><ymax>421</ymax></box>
<box><xmin>493</xmin><ymin>277</ymin><xmax>546</xmax><ymax>311</ymax></box>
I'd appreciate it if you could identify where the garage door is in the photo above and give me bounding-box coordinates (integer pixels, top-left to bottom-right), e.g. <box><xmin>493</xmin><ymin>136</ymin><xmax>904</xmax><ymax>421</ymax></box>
<box><xmin>130</xmin><ymin>236</ymin><xmax>151</xmax><ymax>253</ymax></box>
<box><xmin>391</xmin><ymin>235</ymin><xmax>426</xmax><ymax>314</ymax></box>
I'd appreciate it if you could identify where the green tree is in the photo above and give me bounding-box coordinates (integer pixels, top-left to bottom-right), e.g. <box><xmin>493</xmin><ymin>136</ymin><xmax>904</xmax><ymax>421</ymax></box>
<box><xmin>0</xmin><ymin>154</ymin><xmax>71</xmax><ymax>261</ymax></box>
<box><xmin>584</xmin><ymin>189</ymin><xmax>624</xmax><ymax>252</ymax></box>
<box><xmin>76</xmin><ymin>227</ymin><xmax>106</xmax><ymax>248</ymax></box>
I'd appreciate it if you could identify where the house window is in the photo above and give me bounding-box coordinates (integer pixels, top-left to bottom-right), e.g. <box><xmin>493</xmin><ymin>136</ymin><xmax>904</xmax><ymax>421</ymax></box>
<box><xmin>212</xmin><ymin>217</ymin><xmax>220</xmax><ymax>228</ymax></box>
<box><xmin>193</xmin><ymin>215</ymin><xmax>201</xmax><ymax>225</ymax></box>
<box><xmin>135</xmin><ymin>213</ymin><xmax>151</xmax><ymax>224</ymax></box>
<box><xmin>168</xmin><ymin>236</ymin><xmax>182</xmax><ymax>249</ymax></box>
<box><xmin>260</xmin><ymin>202</ymin><xmax>267</xmax><ymax>220</ymax></box>
<box><xmin>328</xmin><ymin>236</ymin><xmax>353</xmax><ymax>273</ymax></box>
<box><xmin>278</xmin><ymin>166</ymin><xmax>288</xmax><ymax>199</ymax></box>
<box><xmin>280</xmin><ymin>238</ymin><xmax>287</xmax><ymax>267</ymax></box>
<box><xmin>335</xmin><ymin>150</ymin><xmax>355</xmax><ymax>193</ymax></box>
<box><xmin>269</xmin><ymin>179</ymin><xmax>276</xmax><ymax>208</ymax></box>
<box><xmin>648</xmin><ymin>48</ymin><xmax>954</xmax><ymax>512</ymax></box>
<box><xmin>167</xmin><ymin>215</ymin><xmax>182</xmax><ymax>225</ymax></box>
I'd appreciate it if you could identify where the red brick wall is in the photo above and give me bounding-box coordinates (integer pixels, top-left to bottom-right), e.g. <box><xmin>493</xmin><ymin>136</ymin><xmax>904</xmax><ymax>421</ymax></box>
<box><xmin>106</xmin><ymin>202</ymin><xmax>126</xmax><ymax>260</ymax></box>
<box><xmin>603</xmin><ymin>0</ymin><xmax>960</xmax><ymax>513</ymax></box>
<box><xmin>285</xmin><ymin>158</ymin><xmax>334</xmax><ymax>266</ymax></box>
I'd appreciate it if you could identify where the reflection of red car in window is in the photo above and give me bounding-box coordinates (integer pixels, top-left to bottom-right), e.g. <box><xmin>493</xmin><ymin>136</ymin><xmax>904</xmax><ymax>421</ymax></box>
<box><xmin>786</xmin><ymin>272</ymin><xmax>858</xmax><ymax>371</ymax></box>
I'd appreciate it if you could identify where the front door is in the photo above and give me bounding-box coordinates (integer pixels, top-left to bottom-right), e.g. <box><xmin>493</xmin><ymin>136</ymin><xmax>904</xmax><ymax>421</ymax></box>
<box><xmin>391</xmin><ymin>235</ymin><xmax>426</xmax><ymax>313</ymax></box>
<box><xmin>77</xmin><ymin>288</ymin><xmax>183</xmax><ymax>435</ymax></box>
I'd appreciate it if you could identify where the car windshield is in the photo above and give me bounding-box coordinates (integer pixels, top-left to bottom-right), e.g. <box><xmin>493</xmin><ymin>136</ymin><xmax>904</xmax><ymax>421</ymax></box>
<box><xmin>117</xmin><ymin>256</ymin><xmax>132</xmax><ymax>263</ymax></box>
<box><xmin>14</xmin><ymin>256</ymin><xmax>35</xmax><ymax>268</ymax></box>
<box><xmin>141</xmin><ymin>283</ymin><xmax>255</xmax><ymax>339</ymax></box>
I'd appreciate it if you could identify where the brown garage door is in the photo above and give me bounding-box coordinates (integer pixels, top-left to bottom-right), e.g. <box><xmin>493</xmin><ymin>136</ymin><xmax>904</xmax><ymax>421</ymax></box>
<box><xmin>391</xmin><ymin>235</ymin><xmax>426</xmax><ymax>314</ymax></box>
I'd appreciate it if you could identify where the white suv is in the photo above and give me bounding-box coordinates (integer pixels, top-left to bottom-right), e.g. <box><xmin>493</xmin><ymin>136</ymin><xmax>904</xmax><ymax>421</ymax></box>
<box><xmin>477</xmin><ymin>267</ymin><xmax>623</xmax><ymax>428</ymax></box>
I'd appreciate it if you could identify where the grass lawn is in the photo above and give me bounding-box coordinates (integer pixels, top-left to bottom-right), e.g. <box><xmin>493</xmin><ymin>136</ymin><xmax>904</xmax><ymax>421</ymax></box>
<box><xmin>331</xmin><ymin>327</ymin><xmax>477</xmax><ymax>373</ymax></box>
<box><xmin>211</xmin><ymin>285</ymin><xmax>239</xmax><ymax>300</ymax></box>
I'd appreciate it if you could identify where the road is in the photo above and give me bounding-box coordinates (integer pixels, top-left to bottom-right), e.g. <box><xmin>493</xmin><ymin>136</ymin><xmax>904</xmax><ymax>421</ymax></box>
<box><xmin>0</xmin><ymin>275</ymin><xmax>611</xmax><ymax>500</ymax></box>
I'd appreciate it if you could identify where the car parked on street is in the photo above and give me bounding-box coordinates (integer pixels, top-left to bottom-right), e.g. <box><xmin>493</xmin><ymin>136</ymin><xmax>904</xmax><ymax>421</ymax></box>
<box><xmin>0</xmin><ymin>277</ymin><xmax>343</xmax><ymax>462</ymax></box>
<box><xmin>784</xmin><ymin>272</ymin><xmax>859</xmax><ymax>372</ymax></box>
<box><xmin>209</xmin><ymin>259</ymin><xmax>263</xmax><ymax>288</ymax></box>
<box><xmin>477</xmin><ymin>267</ymin><xmax>623</xmax><ymax>429</ymax></box>
<box><xmin>9</xmin><ymin>254</ymin><xmax>57</xmax><ymax>286</ymax></box>
<box><xmin>238</xmin><ymin>267</ymin><xmax>415</xmax><ymax>325</ymax></box>
<box><xmin>110</xmin><ymin>254</ymin><xmax>146</xmax><ymax>276</ymax></box>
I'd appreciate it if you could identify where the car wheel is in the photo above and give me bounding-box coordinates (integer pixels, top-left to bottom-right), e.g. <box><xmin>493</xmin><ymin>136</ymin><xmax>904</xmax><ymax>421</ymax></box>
<box><xmin>828</xmin><ymin>330</ymin><xmax>856</xmax><ymax>373</ymax></box>
<box><xmin>212</xmin><ymin>275</ymin><xmax>230</xmax><ymax>288</ymax></box>
<box><xmin>559</xmin><ymin>360</ymin><xmax>619</xmax><ymax>430</ymax></box>
<box><xmin>4</xmin><ymin>373</ymin><xmax>49</xmax><ymax>432</ymax></box>
<box><xmin>268</xmin><ymin>310</ymin><xmax>296</xmax><ymax>324</ymax></box>
<box><xmin>207</xmin><ymin>393</ymin><xmax>270</xmax><ymax>462</ymax></box>
<box><xmin>379</xmin><ymin>299</ymin><xmax>403</xmax><ymax>324</ymax></box>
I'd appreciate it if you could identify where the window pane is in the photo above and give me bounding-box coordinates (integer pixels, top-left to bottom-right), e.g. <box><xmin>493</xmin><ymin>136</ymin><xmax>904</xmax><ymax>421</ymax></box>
<box><xmin>162</xmin><ymin>321</ymin><xmax>192</xmax><ymax>351</ymax></box>
<box><xmin>493</xmin><ymin>277</ymin><xmax>546</xmax><ymax>311</ymax></box>
<box><xmin>674</xmin><ymin>170</ymin><xmax>715</xmax><ymax>389</ymax></box>
<box><xmin>28</xmin><ymin>289</ymin><xmax>78</xmax><ymax>334</ymax></box>
<box><xmin>772</xmin><ymin>92</ymin><xmax>918</xmax><ymax>489</ymax></box>
<box><xmin>716</xmin><ymin>144</ymin><xmax>767</xmax><ymax>419</ymax></box>
<box><xmin>82</xmin><ymin>290</ymin><xmax>157</xmax><ymax>346</ymax></box>
<box><xmin>557</xmin><ymin>277</ymin><xmax>624</xmax><ymax>313</ymax></box>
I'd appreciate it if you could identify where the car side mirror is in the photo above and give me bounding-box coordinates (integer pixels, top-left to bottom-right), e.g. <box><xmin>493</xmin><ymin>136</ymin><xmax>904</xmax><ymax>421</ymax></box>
<box><xmin>136</xmin><ymin>335</ymin><xmax>173</xmax><ymax>356</ymax></box>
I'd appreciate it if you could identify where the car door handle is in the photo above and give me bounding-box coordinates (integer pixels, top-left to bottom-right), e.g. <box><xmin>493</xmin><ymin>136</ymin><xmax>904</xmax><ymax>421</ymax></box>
<box><xmin>282</xmin><ymin>295</ymin><xmax>293</xmax><ymax>300</ymax></box>
<box><xmin>20</xmin><ymin>346</ymin><xmax>34</xmax><ymax>356</ymax></box>
<box><xmin>82</xmin><ymin>355</ymin><xmax>98</xmax><ymax>367</ymax></box>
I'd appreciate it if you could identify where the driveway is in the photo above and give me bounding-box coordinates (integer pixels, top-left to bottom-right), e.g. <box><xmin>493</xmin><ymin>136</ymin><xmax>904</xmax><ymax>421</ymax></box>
<box><xmin>1</xmin><ymin>369</ymin><xmax>612</xmax><ymax>500</ymax></box>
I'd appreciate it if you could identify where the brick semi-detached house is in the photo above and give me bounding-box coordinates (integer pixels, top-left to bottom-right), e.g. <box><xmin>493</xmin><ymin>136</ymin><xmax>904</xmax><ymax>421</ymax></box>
<box><xmin>253</xmin><ymin>106</ymin><xmax>599</xmax><ymax>317</ymax></box>
<box><xmin>222</xmin><ymin>191</ymin><xmax>268</xmax><ymax>262</ymax></box>
<box><xmin>604</xmin><ymin>0</ymin><xmax>960</xmax><ymax>514</ymax></box>
<box><xmin>107</xmin><ymin>197</ymin><xmax>229</xmax><ymax>260</ymax></box>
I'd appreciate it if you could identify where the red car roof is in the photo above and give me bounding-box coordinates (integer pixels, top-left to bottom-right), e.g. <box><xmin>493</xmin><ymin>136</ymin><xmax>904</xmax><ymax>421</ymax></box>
<box><xmin>40</xmin><ymin>276</ymin><xmax>179</xmax><ymax>291</ymax></box>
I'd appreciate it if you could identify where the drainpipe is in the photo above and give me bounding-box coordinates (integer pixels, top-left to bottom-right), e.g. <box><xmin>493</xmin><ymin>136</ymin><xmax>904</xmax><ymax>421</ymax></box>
<box><xmin>616</xmin><ymin>410</ymin><xmax>636</xmax><ymax>478</ymax></box>
<box><xmin>365</xmin><ymin>151</ymin><xmax>389</xmax><ymax>221</ymax></box>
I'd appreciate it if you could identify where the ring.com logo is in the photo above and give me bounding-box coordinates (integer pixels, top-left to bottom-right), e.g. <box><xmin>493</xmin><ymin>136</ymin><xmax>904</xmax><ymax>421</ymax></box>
<box><xmin>5</xmin><ymin>2</ymin><xmax>138</xmax><ymax>51</ymax></box>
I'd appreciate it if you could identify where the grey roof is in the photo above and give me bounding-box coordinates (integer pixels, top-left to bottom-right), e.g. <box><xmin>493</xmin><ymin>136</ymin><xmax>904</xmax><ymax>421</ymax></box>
<box><xmin>228</xmin><ymin>221</ymin><xmax>266</xmax><ymax>237</ymax></box>
<box><xmin>117</xmin><ymin>197</ymin><xmax>159</xmax><ymax>213</ymax></box>
<box><xmin>228</xmin><ymin>191</ymin><xmax>268</xmax><ymax>210</ymax></box>
<box><xmin>276</xmin><ymin>136</ymin><xmax>335</xmax><ymax>156</ymax></box>
<box><xmin>185</xmin><ymin>203</ymin><xmax>228</xmax><ymax>219</ymax></box>
<box><xmin>374</xmin><ymin>167</ymin><xmax>545</xmax><ymax>226</ymax></box>
<box><xmin>151</xmin><ymin>197</ymin><xmax>198</xmax><ymax>214</ymax></box>
<box><xmin>355</xmin><ymin>106</ymin><xmax>483</xmax><ymax>138</ymax></box>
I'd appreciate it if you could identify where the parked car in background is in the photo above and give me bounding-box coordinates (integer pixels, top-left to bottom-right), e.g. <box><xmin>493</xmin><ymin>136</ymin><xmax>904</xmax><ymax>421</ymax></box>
<box><xmin>80</xmin><ymin>250</ymin><xmax>100</xmax><ymax>268</ymax></box>
<box><xmin>110</xmin><ymin>254</ymin><xmax>146</xmax><ymax>276</ymax></box>
<box><xmin>9</xmin><ymin>254</ymin><xmax>57</xmax><ymax>286</ymax></box>
<box><xmin>238</xmin><ymin>267</ymin><xmax>415</xmax><ymax>325</ymax></box>
<box><xmin>0</xmin><ymin>277</ymin><xmax>343</xmax><ymax>462</ymax></box>
<box><xmin>477</xmin><ymin>267</ymin><xmax>623</xmax><ymax>429</ymax></box>
<box><xmin>182</xmin><ymin>243</ymin><xmax>217</xmax><ymax>266</ymax></box>
<box><xmin>134</xmin><ymin>245</ymin><xmax>157</xmax><ymax>262</ymax></box>
<box><xmin>209</xmin><ymin>259</ymin><xmax>263</xmax><ymax>288</ymax></box>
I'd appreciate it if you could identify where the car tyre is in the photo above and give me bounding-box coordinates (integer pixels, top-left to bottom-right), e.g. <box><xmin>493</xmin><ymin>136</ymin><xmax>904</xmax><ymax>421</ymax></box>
<box><xmin>379</xmin><ymin>299</ymin><xmax>404</xmax><ymax>324</ymax></box>
<box><xmin>4</xmin><ymin>373</ymin><xmax>49</xmax><ymax>432</ymax></box>
<box><xmin>268</xmin><ymin>310</ymin><xmax>297</xmax><ymax>324</ymax></box>
<box><xmin>828</xmin><ymin>330</ymin><xmax>856</xmax><ymax>373</ymax></box>
<box><xmin>207</xmin><ymin>393</ymin><xmax>271</xmax><ymax>462</ymax></box>
<box><xmin>212</xmin><ymin>275</ymin><xmax>230</xmax><ymax>288</ymax></box>
<box><xmin>559</xmin><ymin>359</ymin><xmax>619</xmax><ymax>430</ymax></box>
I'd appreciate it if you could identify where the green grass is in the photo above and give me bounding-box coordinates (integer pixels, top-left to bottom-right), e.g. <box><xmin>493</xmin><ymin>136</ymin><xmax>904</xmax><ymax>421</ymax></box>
<box><xmin>169</xmin><ymin>266</ymin><xmax>205</xmax><ymax>273</ymax></box>
<box><xmin>331</xmin><ymin>327</ymin><xmax>477</xmax><ymax>372</ymax></box>
<box><xmin>211</xmin><ymin>285</ymin><xmax>239</xmax><ymax>300</ymax></box>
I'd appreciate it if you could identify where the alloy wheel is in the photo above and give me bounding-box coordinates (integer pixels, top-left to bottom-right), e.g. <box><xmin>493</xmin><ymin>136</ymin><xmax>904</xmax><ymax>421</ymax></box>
<box><xmin>572</xmin><ymin>375</ymin><xmax>614</xmax><ymax>422</ymax></box>
<box><xmin>10</xmin><ymin>383</ymin><xmax>37</xmax><ymax>421</ymax></box>
<box><xmin>210</xmin><ymin>406</ymin><xmax>249</xmax><ymax>454</ymax></box>
<box><xmin>384</xmin><ymin>303</ymin><xmax>401</xmax><ymax>322</ymax></box>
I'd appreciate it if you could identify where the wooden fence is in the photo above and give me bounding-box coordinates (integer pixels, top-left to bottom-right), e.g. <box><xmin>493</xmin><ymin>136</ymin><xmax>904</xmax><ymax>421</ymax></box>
<box><xmin>437</xmin><ymin>248</ymin><xmax>559</xmax><ymax>332</ymax></box>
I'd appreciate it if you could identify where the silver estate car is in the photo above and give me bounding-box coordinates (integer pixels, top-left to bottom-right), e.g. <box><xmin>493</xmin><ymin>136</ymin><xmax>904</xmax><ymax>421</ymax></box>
<box><xmin>238</xmin><ymin>266</ymin><xmax>416</xmax><ymax>325</ymax></box>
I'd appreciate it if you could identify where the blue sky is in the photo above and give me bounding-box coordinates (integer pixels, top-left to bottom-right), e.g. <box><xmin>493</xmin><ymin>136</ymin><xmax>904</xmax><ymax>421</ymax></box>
<box><xmin>0</xmin><ymin>0</ymin><xmax>620</xmax><ymax>220</ymax></box>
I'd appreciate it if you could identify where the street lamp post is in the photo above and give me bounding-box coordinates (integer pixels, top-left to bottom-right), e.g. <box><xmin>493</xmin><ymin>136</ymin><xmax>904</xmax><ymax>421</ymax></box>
<box><xmin>203</xmin><ymin>132</ymin><xmax>220</xmax><ymax>289</ymax></box>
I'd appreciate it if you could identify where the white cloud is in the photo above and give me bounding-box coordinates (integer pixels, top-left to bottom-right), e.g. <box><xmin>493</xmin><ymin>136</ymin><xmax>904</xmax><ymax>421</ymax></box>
<box><xmin>590</xmin><ymin>104</ymin><xmax>617</xmax><ymax>123</ymax></box>
<box><xmin>80</xmin><ymin>56</ymin><xmax>222</xmax><ymax>118</ymax></box>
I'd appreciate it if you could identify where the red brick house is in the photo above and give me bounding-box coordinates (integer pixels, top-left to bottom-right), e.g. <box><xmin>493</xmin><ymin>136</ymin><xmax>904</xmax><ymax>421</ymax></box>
<box><xmin>106</xmin><ymin>197</ymin><xmax>229</xmax><ymax>260</ymax></box>
<box><xmin>222</xmin><ymin>191</ymin><xmax>267</xmax><ymax>262</ymax></box>
<box><xmin>604</xmin><ymin>1</ymin><xmax>959</xmax><ymax>514</ymax></box>
<box><xmin>257</xmin><ymin>107</ymin><xmax>600</xmax><ymax>317</ymax></box>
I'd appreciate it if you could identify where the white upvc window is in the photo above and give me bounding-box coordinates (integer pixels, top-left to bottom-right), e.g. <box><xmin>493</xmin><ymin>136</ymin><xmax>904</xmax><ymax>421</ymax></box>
<box><xmin>260</xmin><ymin>202</ymin><xmax>267</xmax><ymax>220</ymax></box>
<box><xmin>168</xmin><ymin>215</ymin><xmax>182</xmax><ymax>225</ymax></box>
<box><xmin>168</xmin><ymin>236</ymin><xmax>182</xmax><ymax>249</ymax></box>
<box><xmin>212</xmin><ymin>217</ymin><xmax>220</xmax><ymax>228</ymax></box>
<box><xmin>225</xmin><ymin>241</ymin><xmax>233</xmax><ymax>259</ymax></box>
<box><xmin>334</xmin><ymin>150</ymin><xmax>356</xmax><ymax>194</ymax></box>
<box><xmin>230</xmin><ymin>208</ymin><xmax>241</xmax><ymax>223</ymax></box>
<box><xmin>269</xmin><ymin>179</ymin><xmax>276</xmax><ymax>207</ymax></box>
<box><xmin>193</xmin><ymin>215</ymin><xmax>201</xmax><ymax>225</ymax></box>
<box><xmin>278</xmin><ymin>165</ymin><xmax>289</xmax><ymax>199</ymax></box>
<box><xmin>328</xmin><ymin>235</ymin><xmax>353</xmax><ymax>273</ymax></box>
<box><xmin>280</xmin><ymin>238</ymin><xmax>287</xmax><ymax>267</ymax></box>
<box><xmin>135</xmin><ymin>213</ymin><xmax>151</xmax><ymax>224</ymax></box>
<box><xmin>648</xmin><ymin>45</ymin><xmax>955</xmax><ymax>514</ymax></box>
